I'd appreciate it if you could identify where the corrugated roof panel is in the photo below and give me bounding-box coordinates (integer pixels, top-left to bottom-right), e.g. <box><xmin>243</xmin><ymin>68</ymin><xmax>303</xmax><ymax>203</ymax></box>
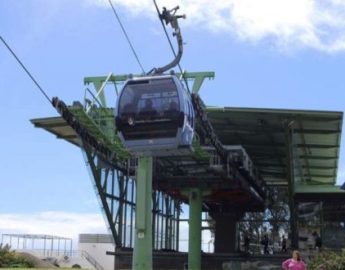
<box><xmin>31</xmin><ymin>107</ymin><xmax>343</xmax><ymax>194</ymax></box>
<box><xmin>207</xmin><ymin>107</ymin><xmax>343</xmax><ymax>188</ymax></box>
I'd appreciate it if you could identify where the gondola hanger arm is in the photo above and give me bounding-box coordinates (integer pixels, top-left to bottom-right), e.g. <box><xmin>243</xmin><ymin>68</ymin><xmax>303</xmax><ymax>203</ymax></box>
<box><xmin>150</xmin><ymin>6</ymin><xmax>185</xmax><ymax>75</ymax></box>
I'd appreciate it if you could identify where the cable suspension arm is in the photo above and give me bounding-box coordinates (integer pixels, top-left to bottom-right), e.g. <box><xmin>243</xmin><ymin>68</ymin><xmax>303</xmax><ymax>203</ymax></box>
<box><xmin>152</xmin><ymin>6</ymin><xmax>185</xmax><ymax>74</ymax></box>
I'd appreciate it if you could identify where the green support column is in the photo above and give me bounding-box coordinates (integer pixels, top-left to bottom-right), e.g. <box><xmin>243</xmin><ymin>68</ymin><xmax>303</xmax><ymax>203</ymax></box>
<box><xmin>132</xmin><ymin>157</ymin><xmax>153</xmax><ymax>270</ymax></box>
<box><xmin>188</xmin><ymin>188</ymin><xmax>202</xmax><ymax>270</ymax></box>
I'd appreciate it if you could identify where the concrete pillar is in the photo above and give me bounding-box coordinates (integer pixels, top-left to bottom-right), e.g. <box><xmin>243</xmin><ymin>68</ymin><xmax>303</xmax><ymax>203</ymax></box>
<box><xmin>214</xmin><ymin>213</ymin><xmax>238</xmax><ymax>253</ymax></box>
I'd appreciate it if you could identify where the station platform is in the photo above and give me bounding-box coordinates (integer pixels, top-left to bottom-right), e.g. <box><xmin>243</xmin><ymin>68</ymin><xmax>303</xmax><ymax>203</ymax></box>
<box><xmin>108</xmin><ymin>249</ymin><xmax>289</xmax><ymax>270</ymax></box>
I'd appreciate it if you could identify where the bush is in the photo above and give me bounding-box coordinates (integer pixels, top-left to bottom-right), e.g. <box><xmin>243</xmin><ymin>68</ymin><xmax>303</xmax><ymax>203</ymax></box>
<box><xmin>308</xmin><ymin>251</ymin><xmax>345</xmax><ymax>270</ymax></box>
<box><xmin>0</xmin><ymin>244</ymin><xmax>34</xmax><ymax>268</ymax></box>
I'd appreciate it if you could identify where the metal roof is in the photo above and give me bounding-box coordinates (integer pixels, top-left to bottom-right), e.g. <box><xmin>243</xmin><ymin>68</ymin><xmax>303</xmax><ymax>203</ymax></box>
<box><xmin>206</xmin><ymin>107</ymin><xmax>343</xmax><ymax>187</ymax></box>
<box><xmin>32</xmin><ymin>106</ymin><xmax>343</xmax><ymax>196</ymax></box>
<box><xmin>31</xmin><ymin>116</ymin><xmax>80</xmax><ymax>146</ymax></box>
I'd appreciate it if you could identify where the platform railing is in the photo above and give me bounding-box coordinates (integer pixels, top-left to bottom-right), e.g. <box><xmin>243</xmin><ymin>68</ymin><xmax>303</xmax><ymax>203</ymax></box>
<box><xmin>81</xmin><ymin>250</ymin><xmax>104</xmax><ymax>270</ymax></box>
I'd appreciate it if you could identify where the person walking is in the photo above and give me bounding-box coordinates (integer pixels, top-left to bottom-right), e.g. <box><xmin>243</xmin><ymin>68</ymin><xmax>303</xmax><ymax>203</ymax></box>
<box><xmin>282</xmin><ymin>250</ymin><xmax>307</xmax><ymax>270</ymax></box>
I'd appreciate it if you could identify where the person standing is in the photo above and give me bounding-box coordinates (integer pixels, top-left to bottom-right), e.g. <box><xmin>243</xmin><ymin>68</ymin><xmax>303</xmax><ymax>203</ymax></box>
<box><xmin>244</xmin><ymin>234</ymin><xmax>250</xmax><ymax>253</ymax></box>
<box><xmin>263</xmin><ymin>234</ymin><xmax>269</xmax><ymax>254</ymax></box>
<box><xmin>282</xmin><ymin>250</ymin><xmax>307</xmax><ymax>270</ymax></box>
<box><xmin>313</xmin><ymin>231</ymin><xmax>322</xmax><ymax>251</ymax></box>
<box><xmin>282</xmin><ymin>235</ymin><xmax>287</xmax><ymax>252</ymax></box>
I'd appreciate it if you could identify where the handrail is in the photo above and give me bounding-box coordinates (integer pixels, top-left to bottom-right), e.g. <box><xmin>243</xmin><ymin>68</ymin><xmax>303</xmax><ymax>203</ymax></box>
<box><xmin>81</xmin><ymin>250</ymin><xmax>104</xmax><ymax>270</ymax></box>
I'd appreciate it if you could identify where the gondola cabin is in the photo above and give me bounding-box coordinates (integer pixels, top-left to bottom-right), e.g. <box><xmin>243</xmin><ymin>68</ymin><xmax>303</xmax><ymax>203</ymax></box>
<box><xmin>115</xmin><ymin>75</ymin><xmax>195</xmax><ymax>156</ymax></box>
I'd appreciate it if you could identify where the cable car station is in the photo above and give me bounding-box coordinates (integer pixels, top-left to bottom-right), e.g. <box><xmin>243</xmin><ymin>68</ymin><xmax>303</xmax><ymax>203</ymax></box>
<box><xmin>2</xmin><ymin>3</ymin><xmax>341</xmax><ymax>270</ymax></box>
<box><xmin>31</xmin><ymin>69</ymin><xmax>345</xmax><ymax>269</ymax></box>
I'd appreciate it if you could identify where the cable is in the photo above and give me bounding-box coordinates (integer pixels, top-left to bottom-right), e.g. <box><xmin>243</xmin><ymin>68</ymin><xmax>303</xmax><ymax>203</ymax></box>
<box><xmin>152</xmin><ymin>0</ymin><xmax>191</xmax><ymax>92</ymax></box>
<box><xmin>108</xmin><ymin>0</ymin><xmax>146</xmax><ymax>74</ymax></box>
<box><xmin>0</xmin><ymin>35</ymin><xmax>52</xmax><ymax>104</ymax></box>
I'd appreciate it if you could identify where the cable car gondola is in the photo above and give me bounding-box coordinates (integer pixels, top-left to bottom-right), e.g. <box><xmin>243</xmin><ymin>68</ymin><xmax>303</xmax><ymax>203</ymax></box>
<box><xmin>115</xmin><ymin>74</ymin><xmax>195</xmax><ymax>156</ymax></box>
<box><xmin>115</xmin><ymin>6</ymin><xmax>195</xmax><ymax>156</ymax></box>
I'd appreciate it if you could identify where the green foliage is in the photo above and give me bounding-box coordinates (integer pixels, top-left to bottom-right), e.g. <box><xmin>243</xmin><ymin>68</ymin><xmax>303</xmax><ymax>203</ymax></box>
<box><xmin>309</xmin><ymin>251</ymin><xmax>345</xmax><ymax>270</ymax></box>
<box><xmin>0</xmin><ymin>244</ymin><xmax>34</xmax><ymax>268</ymax></box>
<box><xmin>239</xmin><ymin>187</ymin><xmax>289</xmax><ymax>248</ymax></box>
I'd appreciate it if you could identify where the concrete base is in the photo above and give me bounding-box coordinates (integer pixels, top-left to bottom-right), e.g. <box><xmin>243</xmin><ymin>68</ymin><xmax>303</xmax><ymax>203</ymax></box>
<box><xmin>111</xmin><ymin>250</ymin><xmax>289</xmax><ymax>270</ymax></box>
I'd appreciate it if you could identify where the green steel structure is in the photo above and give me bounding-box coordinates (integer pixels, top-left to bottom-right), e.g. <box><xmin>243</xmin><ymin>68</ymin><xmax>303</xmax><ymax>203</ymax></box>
<box><xmin>31</xmin><ymin>71</ymin><xmax>345</xmax><ymax>270</ymax></box>
<box><xmin>188</xmin><ymin>188</ymin><xmax>202</xmax><ymax>270</ymax></box>
<box><xmin>38</xmin><ymin>72</ymin><xmax>219</xmax><ymax>270</ymax></box>
<box><xmin>132</xmin><ymin>157</ymin><xmax>153</xmax><ymax>270</ymax></box>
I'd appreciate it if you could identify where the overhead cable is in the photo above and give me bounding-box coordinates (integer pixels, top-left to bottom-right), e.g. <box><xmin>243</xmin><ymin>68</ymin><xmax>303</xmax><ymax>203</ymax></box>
<box><xmin>108</xmin><ymin>0</ymin><xmax>146</xmax><ymax>74</ymax></box>
<box><xmin>0</xmin><ymin>35</ymin><xmax>52</xmax><ymax>104</ymax></box>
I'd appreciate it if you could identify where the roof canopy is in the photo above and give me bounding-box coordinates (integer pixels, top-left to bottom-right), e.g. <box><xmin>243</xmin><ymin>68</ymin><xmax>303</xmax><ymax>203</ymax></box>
<box><xmin>206</xmin><ymin>107</ymin><xmax>343</xmax><ymax>188</ymax></box>
<box><xmin>32</xmin><ymin>106</ymin><xmax>344</xmax><ymax>199</ymax></box>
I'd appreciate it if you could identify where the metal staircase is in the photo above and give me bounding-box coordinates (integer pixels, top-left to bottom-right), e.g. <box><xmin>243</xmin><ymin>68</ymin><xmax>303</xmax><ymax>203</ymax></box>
<box><xmin>81</xmin><ymin>250</ymin><xmax>104</xmax><ymax>270</ymax></box>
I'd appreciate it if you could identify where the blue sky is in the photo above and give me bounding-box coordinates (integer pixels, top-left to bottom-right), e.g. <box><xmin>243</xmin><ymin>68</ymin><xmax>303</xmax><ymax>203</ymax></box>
<box><xmin>1</xmin><ymin>0</ymin><xmax>345</xmax><ymax>246</ymax></box>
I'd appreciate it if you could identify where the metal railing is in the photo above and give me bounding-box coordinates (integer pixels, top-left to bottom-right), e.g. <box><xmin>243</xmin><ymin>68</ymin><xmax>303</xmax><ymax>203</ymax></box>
<box><xmin>15</xmin><ymin>249</ymin><xmax>105</xmax><ymax>270</ymax></box>
<box><xmin>14</xmin><ymin>248</ymin><xmax>74</xmax><ymax>258</ymax></box>
<box><xmin>81</xmin><ymin>250</ymin><xmax>104</xmax><ymax>270</ymax></box>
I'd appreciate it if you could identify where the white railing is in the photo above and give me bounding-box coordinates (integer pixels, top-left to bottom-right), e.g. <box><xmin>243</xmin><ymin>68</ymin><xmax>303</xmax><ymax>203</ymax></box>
<box><xmin>17</xmin><ymin>248</ymin><xmax>76</xmax><ymax>258</ymax></box>
<box><xmin>81</xmin><ymin>250</ymin><xmax>104</xmax><ymax>270</ymax></box>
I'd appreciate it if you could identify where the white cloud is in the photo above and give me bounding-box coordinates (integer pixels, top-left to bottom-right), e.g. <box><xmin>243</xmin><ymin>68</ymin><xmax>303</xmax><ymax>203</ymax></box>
<box><xmin>0</xmin><ymin>212</ymin><xmax>108</xmax><ymax>248</ymax></box>
<box><xmin>86</xmin><ymin>0</ymin><xmax>345</xmax><ymax>53</ymax></box>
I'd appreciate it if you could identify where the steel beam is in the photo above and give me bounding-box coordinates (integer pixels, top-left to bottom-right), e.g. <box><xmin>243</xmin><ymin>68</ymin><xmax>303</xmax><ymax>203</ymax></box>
<box><xmin>210</xmin><ymin>124</ymin><xmax>341</xmax><ymax>135</ymax></box>
<box><xmin>84</xmin><ymin>71</ymin><xmax>215</xmax><ymax>94</ymax></box>
<box><xmin>188</xmin><ymin>188</ymin><xmax>202</xmax><ymax>270</ymax></box>
<box><xmin>132</xmin><ymin>157</ymin><xmax>153</xmax><ymax>270</ymax></box>
<box><xmin>82</xmin><ymin>145</ymin><xmax>121</xmax><ymax>247</ymax></box>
